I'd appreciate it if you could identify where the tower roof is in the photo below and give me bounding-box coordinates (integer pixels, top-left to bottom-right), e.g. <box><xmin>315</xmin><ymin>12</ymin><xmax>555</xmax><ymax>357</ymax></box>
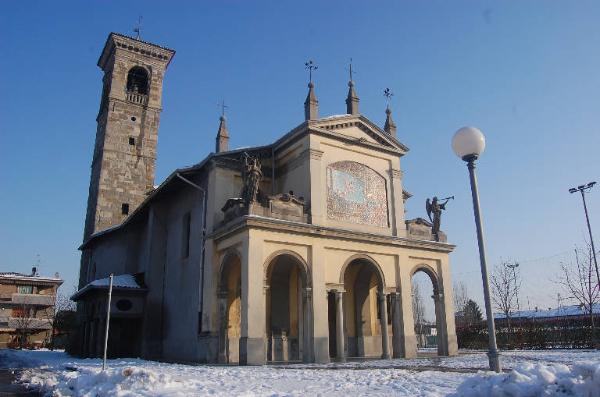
<box><xmin>98</xmin><ymin>32</ymin><xmax>176</xmax><ymax>70</ymax></box>
<box><xmin>304</xmin><ymin>82</ymin><xmax>319</xmax><ymax>120</ymax></box>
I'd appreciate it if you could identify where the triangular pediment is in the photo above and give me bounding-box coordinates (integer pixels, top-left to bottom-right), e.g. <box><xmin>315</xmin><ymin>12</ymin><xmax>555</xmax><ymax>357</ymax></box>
<box><xmin>309</xmin><ymin>114</ymin><xmax>408</xmax><ymax>153</ymax></box>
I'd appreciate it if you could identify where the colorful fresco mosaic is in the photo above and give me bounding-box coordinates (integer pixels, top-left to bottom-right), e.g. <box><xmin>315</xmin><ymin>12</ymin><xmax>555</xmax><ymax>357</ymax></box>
<box><xmin>326</xmin><ymin>161</ymin><xmax>388</xmax><ymax>227</ymax></box>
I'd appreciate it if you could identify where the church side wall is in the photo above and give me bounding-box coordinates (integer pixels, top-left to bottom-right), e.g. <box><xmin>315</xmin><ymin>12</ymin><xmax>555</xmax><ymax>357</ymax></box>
<box><xmin>159</xmin><ymin>183</ymin><xmax>205</xmax><ymax>362</ymax></box>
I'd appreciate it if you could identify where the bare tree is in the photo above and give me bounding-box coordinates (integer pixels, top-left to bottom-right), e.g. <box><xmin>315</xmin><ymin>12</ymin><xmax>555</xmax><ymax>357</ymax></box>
<box><xmin>453</xmin><ymin>280</ymin><xmax>469</xmax><ymax>314</ymax></box>
<box><xmin>44</xmin><ymin>292</ymin><xmax>76</xmax><ymax>349</ymax></box>
<box><xmin>11</xmin><ymin>299</ymin><xmax>38</xmax><ymax>349</ymax></box>
<box><xmin>491</xmin><ymin>259</ymin><xmax>521</xmax><ymax>343</ymax></box>
<box><xmin>412</xmin><ymin>281</ymin><xmax>426</xmax><ymax>347</ymax></box>
<box><xmin>557</xmin><ymin>244</ymin><xmax>600</xmax><ymax>346</ymax></box>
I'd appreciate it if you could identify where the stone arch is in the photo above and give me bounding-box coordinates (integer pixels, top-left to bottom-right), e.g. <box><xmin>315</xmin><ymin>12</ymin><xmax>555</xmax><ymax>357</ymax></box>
<box><xmin>263</xmin><ymin>249</ymin><xmax>311</xmax><ymax>288</ymax></box>
<box><xmin>264</xmin><ymin>251</ymin><xmax>312</xmax><ymax>363</ymax></box>
<box><xmin>336</xmin><ymin>254</ymin><xmax>390</xmax><ymax>359</ymax></box>
<box><xmin>218</xmin><ymin>248</ymin><xmax>243</xmax><ymax>291</ymax></box>
<box><xmin>339</xmin><ymin>254</ymin><xmax>386</xmax><ymax>290</ymax></box>
<box><xmin>217</xmin><ymin>249</ymin><xmax>242</xmax><ymax>364</ymax></box>
<box><xmin>410</xmin><ymin>262</ymin><xmax>450</xmax><ymax>356</ymax></box>
<box><xmin>410</xmin><ymin>263</ymin><xmax>440</xmax><ymax>295</ymax></box>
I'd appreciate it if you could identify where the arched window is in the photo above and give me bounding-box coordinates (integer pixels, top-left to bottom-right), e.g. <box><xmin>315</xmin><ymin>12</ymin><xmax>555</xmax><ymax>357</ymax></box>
<box><xmin>126</xmin><ymin>67</ymin><xmax>149</xmax><ymax>95</ymax></box>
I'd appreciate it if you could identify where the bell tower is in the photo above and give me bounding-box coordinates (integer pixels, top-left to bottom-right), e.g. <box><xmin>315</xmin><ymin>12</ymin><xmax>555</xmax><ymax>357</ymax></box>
<box><xmin>83</xmin><ymin>33</ymin><xmax>175</xmax><ymax>239</ymax></box>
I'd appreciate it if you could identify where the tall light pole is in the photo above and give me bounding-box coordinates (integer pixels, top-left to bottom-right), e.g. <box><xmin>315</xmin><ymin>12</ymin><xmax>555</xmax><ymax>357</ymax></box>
<box><xmin>452</xmin><ymin>126</ymin><xmax>501</xmax><ymax>372</ymax></box>
<box><xmin>569</xmin><ymin>182</ymin><xmax>599</xmax><ymax>291</ymax></box>
<box><xmin>507</xmin><ymin>262</ymin><xmax>520</xmax><ymax>312</ymax></box>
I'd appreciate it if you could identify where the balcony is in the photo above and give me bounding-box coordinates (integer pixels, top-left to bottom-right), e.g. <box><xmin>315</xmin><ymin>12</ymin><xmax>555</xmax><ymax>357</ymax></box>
<box><xmin>126</xmin><ymin>91</ymin><xmax>148</xmax><ymax>106</ymax></box>
<box><xmin>0</xmin><ymin>316</ymin><xmax>52</xmax><ymax>330</ymax></box>
<box><xmin>10</xmin><ymin>293</ymin><xmax>55</xmax><ymax>306</ymax></box>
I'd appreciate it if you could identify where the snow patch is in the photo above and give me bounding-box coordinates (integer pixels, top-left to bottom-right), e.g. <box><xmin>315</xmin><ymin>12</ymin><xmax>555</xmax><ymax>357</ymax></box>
<box><xmin>453</xmin><ymin>361</ymin><xmax>600</xmax><ymax>397</ymax></box>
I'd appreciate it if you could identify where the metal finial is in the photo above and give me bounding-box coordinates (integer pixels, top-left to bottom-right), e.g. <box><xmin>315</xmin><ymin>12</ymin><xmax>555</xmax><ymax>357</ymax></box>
<box><xmin>347</xmin><ymin>58</ymin><xmax>355</xmax><ymax>82</ymax></box>
<box><xmin>133</xmin><ymin>16</ymin><xmax>143</xmax><ymax>40</ymax></box>
<box><xmin>384</xmin><ymin>88</ymin><xmax>394</xmax><ymax>107</ymax></box>
<box><xmin>305</xmin><ymin>60</ymin><xmax>318</xmax><ymax>82</ymax></box>
<box><xmin>217</xmin><ymin>100</ymin><xmax>228</xmax><ymax>118</ymax></box>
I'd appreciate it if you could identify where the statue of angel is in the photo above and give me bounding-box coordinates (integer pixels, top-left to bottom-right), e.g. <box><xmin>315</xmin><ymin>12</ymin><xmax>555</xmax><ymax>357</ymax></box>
<box><xmin>241</xmin><ymin>152</ymin><xmax>262</xmax><ymax>205</ymax></box>
<box><xmin>426</xmin><ymin>196</ymin><xmax>453</xmax><ymax>238</ymax></box>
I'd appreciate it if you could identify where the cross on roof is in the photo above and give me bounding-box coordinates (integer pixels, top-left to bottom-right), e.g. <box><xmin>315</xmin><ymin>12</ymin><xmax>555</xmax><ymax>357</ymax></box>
<box><xmin>218</xmin><ymin>100</ymin><xmax>228</xmax><ymax>117</ymax></box>
<box><xmin>305</xmin><ymin>60</ymin><xmax>318</xmax><ymax>82</ymax></box>
<box><xmin>384</xmin><ymin>87</ymin><xmax>394</xmax><ymax>106</ymax></box>
<box><xmin>346</xmin><ymin>58</ymin><xmax>356</xmax><ymax>82</ymax></box>
<box><xmin>133</xmin><ymin>16</ymin><xmax>143</xmax><ymax>40</ymax></box>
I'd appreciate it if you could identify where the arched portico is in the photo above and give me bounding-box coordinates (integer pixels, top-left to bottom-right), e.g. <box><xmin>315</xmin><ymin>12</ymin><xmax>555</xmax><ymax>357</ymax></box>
<box><xmin>264</xmin><ymin>251</ymin><xmax>312</xmax><ymax>363</ymax></box>
<box><xmin>410</xmin><ymin>264</ymin><xmax>451</xmax><ymax>356</ymax></box>
<box><xmin>217</xmin><ymin>251</ymin><xmax>242</xmax><ymax>364</ymax></box>
<box><xmin>329</xmin><ymin>255</ymin><xmax>391</xmax><ymax>361</ymax></box>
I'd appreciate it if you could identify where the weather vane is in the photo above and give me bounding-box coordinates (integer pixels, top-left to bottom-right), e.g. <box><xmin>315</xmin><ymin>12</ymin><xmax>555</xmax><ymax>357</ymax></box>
<box><xmin>218</xmin><ymin>99</ymin><xmax>228</xmax><ymax>117</ymax></box>
<box><xmin>347</xmin><ymin>58</ymin><xmax>356</xmax><ymax>82</ymax></box>
<box><xmin>133</xmin><ymin>16</ymin><xmax>143</xmax><ymax>40</ymax></box>
<box><xmin>305</xmin><ymin>60</ymin><xmax>318</xmax><ymax>82</ymax></box>
<box><xmin>384</xmin><ymin>87</ymin><xmax>394</xmax><ymax>107</ymax></box>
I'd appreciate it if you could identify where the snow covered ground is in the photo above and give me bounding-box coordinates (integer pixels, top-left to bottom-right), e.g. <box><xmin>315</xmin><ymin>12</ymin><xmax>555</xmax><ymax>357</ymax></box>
<box><xmin>1</xmin><ymin>349</ymin><xmax>599</xmax><ymax>396</ymax></box>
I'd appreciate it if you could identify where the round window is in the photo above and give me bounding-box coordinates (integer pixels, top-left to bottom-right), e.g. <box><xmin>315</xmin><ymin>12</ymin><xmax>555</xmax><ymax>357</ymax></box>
<box><xmin>116</xmin><ymin>299</ymin><xmax>133</xmax><ymax>311</ymax></box>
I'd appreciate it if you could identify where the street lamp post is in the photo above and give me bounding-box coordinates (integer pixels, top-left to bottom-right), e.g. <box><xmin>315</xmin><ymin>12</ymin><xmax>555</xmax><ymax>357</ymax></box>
<box><xmin>452</xmin><ymin>126</ymin><xmax>501</xmax><ymax>373</ymax></box>
<box><xmin>507</xmin><ymin>262</ymin><xmax>520</xmax><ymax>312</ymax></box>
<box><xmin>568</xmin><ymin>182</ymin><xmax>600</xmax><ymax>291</ymax></box>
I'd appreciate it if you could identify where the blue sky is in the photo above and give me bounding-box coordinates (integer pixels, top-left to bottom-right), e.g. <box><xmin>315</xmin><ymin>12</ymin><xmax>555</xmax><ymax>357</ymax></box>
<box><xmin>1</xmin><ymin>1</ymin><xmax>599</xmax><ymax>315</ymax></box>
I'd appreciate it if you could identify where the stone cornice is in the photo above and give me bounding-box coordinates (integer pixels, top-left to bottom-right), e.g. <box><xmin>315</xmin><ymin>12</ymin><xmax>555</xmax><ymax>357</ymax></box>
<box><xmin>210</xmin><ymin>215</ymin><xmax>455</xmax><ymax>253</ymax></box>
<box><xmin>98</xmin><ymin>32</ymin><xmax>175</xmax><ymax>71</ymax></box>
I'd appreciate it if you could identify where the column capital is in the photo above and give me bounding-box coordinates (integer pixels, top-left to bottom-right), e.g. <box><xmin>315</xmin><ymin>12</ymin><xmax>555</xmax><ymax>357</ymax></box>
<box><xmin>309</xmin><ymin>149</ymin><xmax>324</xmax><ymax>160</ymax></box>
<box><xmin>378</xmin><ymin>291</ymin><xmax>388</xmax><ymax>301</ymax></box>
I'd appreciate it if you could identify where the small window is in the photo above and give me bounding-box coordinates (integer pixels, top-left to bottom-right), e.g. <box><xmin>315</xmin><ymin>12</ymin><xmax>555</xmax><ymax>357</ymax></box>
<box><xmin>129</xmin><ymin>137</ymin><xmax>136</xmax><ymax>146</ymax></box>
<box><xmin>122</xmin><ymin>203</ymin><xmax>130</xmax><ymax>215</ymax></box>
<box><xmin>130</xmin><ymin>116</ymin><xmax>137</xmax><ymax>122</ymax></box>
<box><xmin>116</xmin><ymin>299</ymin><xmax>133</xmax><ymax>311</ymax></box>
<box><xmin>17</xmin><ymin>285</ymin><xmax>33</xmax><ymax>294</ymax></box>
<box><xmin>182</xmin><ymin>212</ymin><xmax>191</xmax><ymax>259</ymax></box>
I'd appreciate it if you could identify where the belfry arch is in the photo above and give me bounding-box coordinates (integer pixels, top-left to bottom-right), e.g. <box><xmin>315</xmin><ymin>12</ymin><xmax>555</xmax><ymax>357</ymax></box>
<box><xmin>217</xmin><ymin>251</ymin><xmax>242</xmax><ymax>364</ymax></box>
<box><xmin>264</xmin><ymin>252</ymin><xmax>312</xmax><ymax>363</ymax></box>
<box><xmin>126</xmin><ymin>66</ymin><xmax>149</xmax><ymax>95</ymax></box>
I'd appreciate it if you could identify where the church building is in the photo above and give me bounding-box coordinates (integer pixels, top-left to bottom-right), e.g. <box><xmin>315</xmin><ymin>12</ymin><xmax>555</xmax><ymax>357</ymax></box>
<box><xmin>73</xmin><ymin>33</ymin><xmax>458</xmax><ymax>364</ymax></box>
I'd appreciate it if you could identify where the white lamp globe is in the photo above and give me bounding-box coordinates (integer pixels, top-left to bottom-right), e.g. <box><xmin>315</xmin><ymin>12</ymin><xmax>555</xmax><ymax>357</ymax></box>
<box><xmin>452</xmin><ymin>126</ymin><xmax>486</xmax><ymax>160</ymax></box>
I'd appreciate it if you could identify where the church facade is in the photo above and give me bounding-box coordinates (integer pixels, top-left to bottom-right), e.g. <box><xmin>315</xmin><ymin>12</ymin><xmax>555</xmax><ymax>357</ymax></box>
<box><xmin>74</xmin><ymin>33</ymin><xmax>458</xmax><ymax>364</ymax></box>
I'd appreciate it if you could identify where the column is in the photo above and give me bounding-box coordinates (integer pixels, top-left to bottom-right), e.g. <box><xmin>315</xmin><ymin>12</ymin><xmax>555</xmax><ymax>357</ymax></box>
<box><xmin>391</xmin><ymin>292</ymin><xmax>404</xmax><ymax>358</ymax></box>
<box><xmin>379</xmin><ymin>293</ymin><xmax>391</xmax><ymax>359</ymax></box>
<box><xmin>217</xmin><ymin>291</ymin><xmax>228</xmax><ymax>363</ymax></box>
<box><xmin>302</xmin><ymin>287</ymin><xmax>313</xmax><ymax>363</ymax></box>
<box><xmin>335</xmin><ymin>290</ymin><xmax>346</xmax><ymax>362</ymax></box>
<box><xmin>433</xmin><ymin>292</ymin><xmax>449</xmax><ymax>356</ymax></box>
<box><xmin>240</xmin><ymin>233</ymin><xmax>266</xmax><ymax>365</ymax></box>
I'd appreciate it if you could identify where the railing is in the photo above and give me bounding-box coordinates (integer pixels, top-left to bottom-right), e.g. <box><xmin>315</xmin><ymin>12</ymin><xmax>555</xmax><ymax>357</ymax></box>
<box><xmin>11</xmin><ymin>293</ymin><xmax>55</xmax><ymax>306</ymax></box>
<box><xmin>1</xmin><ymin>317</ymin><xmax>52</xmax><ymax>330</ymax></box>
<box><xmin>126</xmin><ymin>91</ymin><xmax>149</xmax><ymax>105</ymax></box>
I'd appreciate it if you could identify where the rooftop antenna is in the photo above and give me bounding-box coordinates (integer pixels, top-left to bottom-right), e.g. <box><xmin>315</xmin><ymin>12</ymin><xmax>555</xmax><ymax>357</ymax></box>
<box><xmin>133</xmin><ymin>16</ymin><xmax>143</xmax><ymax>40</ymax></box>
<box><xmin>384</xmin><ymin>87</ymin><xmax>394</xmax><ymax>108</ymax></box>
<box><xmin>305</xmin><ymin>60</ymin><xmax>318</xmax><ymax>83</ymax></box>
<box><xmin>217</xmin><ymin>99</ymin><xmax>228</xmax><ymax>118</ymax></box>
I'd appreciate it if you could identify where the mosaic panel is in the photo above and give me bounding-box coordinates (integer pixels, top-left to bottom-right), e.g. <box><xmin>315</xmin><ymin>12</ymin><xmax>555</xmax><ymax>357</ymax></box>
<box><xmin>326</xmin><ymin>161</ymin><xmax>388</xmax><ymax>227</ymax></box>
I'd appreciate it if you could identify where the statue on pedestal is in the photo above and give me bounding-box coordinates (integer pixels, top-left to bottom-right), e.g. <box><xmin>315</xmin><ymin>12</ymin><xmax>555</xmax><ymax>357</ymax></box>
<box><xmin>241</xmin><ymin>153</ymin><xmax>262</xmax><ymax>205</ymax></box>
<box><xmin>426</xmin><ymin>196</ymin><xmax>454</xmax><ymax>240</ymax></box>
